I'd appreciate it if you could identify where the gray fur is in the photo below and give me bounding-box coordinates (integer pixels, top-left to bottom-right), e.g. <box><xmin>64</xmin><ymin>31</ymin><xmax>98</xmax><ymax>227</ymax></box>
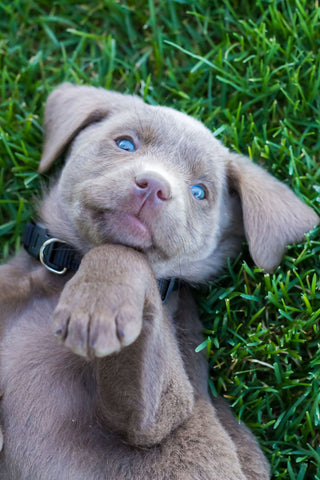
<box><xmin>0</xmin><ymin>83</ymin><xmax>318</xmax><ymax>479</ymax></box>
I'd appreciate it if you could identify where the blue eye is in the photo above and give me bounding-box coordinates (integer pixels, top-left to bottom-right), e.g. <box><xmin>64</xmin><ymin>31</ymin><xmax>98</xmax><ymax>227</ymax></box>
<box><xmin>190</xmin><ymin>184</ymin><xmax>206</xmax><ymax>200</ymax></box>
<box><xmin>116</xmin><ymin>138</ymin><xmax>136</xmax><ymax>152</ymax></box>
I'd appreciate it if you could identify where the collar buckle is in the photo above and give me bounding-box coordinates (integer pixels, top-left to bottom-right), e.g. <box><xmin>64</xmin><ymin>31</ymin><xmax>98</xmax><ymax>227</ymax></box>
<box><xmin>39</xmin><ymin>238</ymin><xmax>68</xmax><ymax>275</ymax></box>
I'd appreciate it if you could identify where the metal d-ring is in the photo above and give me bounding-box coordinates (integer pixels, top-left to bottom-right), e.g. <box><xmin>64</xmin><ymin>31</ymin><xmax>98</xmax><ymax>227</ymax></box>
<box><xmin>39</xmin><ymin>238</ymin><xmax>68</xmax><ymax>275</ymax></box>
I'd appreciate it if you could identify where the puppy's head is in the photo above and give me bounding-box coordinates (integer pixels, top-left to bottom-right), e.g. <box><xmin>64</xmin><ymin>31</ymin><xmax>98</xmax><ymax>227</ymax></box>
<box><xmin>39</xmin><ymin>83</ymin><xmax>319</xmax><ymax>281</ymax></box>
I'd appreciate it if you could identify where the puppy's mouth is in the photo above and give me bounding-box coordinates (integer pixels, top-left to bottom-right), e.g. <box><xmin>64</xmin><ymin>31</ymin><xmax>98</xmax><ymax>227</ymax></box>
<box><xmin>93</xmin><ymin>209</ymin><xmax>153</xmax><ymax>250</ymax></box>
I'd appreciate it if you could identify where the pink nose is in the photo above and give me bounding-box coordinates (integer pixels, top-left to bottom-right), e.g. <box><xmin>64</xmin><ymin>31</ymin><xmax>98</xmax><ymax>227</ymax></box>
<box><xmin>135</xmin><ymin>172</ymin><xmax>171</xmax><ymax>202</ymax></box>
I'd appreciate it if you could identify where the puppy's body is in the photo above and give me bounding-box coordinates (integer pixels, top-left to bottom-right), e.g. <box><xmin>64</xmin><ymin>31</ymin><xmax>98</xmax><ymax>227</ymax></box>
<box><xmin>0</xmin><ymin>84</ymin><xmax>318</xmax><ymax>479</ymax></box>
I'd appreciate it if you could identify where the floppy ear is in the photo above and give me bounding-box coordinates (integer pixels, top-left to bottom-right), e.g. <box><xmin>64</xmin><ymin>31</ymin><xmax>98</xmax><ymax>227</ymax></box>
<box><xmin>38</xmin><ymin>83</ymin><xmax>134</xmax><ymax>173</ymax></box>
<box><xmin>227</xmin><ymin>153</ymin><xmax>319</xmax><ymax>272</ymax></box>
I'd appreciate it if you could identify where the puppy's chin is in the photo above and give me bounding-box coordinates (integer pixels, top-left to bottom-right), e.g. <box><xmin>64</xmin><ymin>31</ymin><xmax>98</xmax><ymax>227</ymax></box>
<box><xmin>90</xmin><ymin>210</ymin><xmax>153</xmax><ymax>250</ymax></box>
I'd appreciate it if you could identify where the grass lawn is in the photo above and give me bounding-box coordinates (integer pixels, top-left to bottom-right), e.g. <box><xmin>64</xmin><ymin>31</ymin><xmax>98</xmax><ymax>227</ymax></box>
<box><xmin>0</xmin><ymin>0</ymin><xmax>319</xmax><ymax>478</ymax></box>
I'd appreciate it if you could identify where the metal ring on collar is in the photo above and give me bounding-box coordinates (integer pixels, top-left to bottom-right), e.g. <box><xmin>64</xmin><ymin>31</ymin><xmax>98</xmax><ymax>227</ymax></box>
<box><xmin>39</xmin><ymin>238</ymin><xmax>68</xmax><ymax>275</ymax></box>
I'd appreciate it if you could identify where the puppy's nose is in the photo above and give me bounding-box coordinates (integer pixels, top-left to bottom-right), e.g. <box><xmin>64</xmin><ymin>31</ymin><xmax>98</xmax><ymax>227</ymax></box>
<box><xmin>135</xmin><ymin>172</ymin><xmax>172</xmax><ymax>201</ymax></box>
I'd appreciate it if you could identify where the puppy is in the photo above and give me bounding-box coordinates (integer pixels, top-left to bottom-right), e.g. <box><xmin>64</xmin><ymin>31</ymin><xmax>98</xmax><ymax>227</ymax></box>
<box><xmin>0</xmin><ymin>83</ymin><xmax>318</xmax><ymax>480</ymax></box>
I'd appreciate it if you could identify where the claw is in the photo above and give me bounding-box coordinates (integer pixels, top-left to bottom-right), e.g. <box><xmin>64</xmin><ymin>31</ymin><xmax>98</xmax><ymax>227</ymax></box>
<box><xmin>116</xmin><ymin>325</ymin><xmax>126</xmax><ymax>342</ymax></box>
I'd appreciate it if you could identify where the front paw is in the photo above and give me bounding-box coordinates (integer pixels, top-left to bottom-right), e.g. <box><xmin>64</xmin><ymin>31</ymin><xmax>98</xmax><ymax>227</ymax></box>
<box><xmin>53</xmin><ymin>280</ymin><xmax>144</xmax><ymax>358</ymax></box>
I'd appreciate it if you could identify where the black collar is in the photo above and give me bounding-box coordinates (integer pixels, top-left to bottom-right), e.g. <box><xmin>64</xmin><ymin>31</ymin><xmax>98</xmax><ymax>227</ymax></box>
<box><xmin>23</xmin><ymin>222</ymin><xmax>178</xmax><ymax>304</ymax></box>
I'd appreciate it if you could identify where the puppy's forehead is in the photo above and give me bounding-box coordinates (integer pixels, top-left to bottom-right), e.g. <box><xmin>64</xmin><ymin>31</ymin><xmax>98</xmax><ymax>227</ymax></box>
<box><xmin>115</xmin><ymin>103</ymin><xmax>214</xmax><ymax>145</ymax></box>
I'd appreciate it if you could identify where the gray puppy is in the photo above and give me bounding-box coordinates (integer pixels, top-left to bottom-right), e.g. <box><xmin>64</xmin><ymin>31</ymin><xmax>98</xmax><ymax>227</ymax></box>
<box><xmin>0</xmin><ymin>83</ymin><xmax>318</xmax><ymax>480</ymax></box>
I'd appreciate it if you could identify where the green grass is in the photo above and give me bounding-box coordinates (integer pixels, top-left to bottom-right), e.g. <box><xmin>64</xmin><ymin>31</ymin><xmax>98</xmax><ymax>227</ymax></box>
<box><xmin>0</xmin><ymin>0</ymin><xmax>319</xmax><ymax>478</ymax></box>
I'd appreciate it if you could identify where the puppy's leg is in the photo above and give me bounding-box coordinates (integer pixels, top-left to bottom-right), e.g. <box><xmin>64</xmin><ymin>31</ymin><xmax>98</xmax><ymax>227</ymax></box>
<box><xmin>53</xmin><ymin>244</ymin><xmax>194</xmax><ymax>446</ymax></box>
<box><xmin>93</xmin><ymin>304</ymin><xmax>195</xmax><ymax>447</ymax></box>
<box><xmin>210</xmin><ymin>396</ymin><xmax>270</xmax><ymax>479</ymax></box>
<box><xmin>174</xmin><ymin>288</ymin><xmax>270</xmax><ymax>480</ymax></box>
